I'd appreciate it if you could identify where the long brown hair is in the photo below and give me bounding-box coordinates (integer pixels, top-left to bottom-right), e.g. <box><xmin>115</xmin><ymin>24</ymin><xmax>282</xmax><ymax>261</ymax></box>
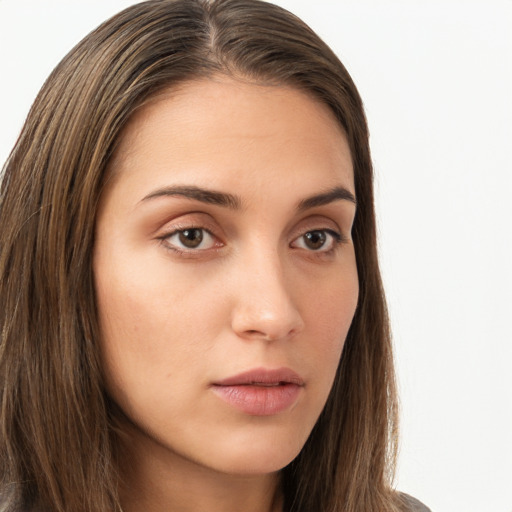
<box><xmin>0</xmin><ymin>1</ymin><xmax>405</xmax><ymax>511</ymax></box>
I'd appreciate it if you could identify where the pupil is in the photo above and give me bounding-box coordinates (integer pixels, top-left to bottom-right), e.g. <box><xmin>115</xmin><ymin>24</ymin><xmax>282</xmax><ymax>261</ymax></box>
<box><xmin>304</xmin><ymin>231</ymin><xmax>326</xmax><ymax>250</ymax></box>
<box><xmin>179</xmin><ymin>229</ymin><xmax>203</xmax><ymax>248</ymax></box>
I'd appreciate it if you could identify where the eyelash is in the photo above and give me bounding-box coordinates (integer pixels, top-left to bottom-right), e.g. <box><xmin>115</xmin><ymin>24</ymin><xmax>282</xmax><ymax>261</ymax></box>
<box><xmin>158</xmin><ymin>226</ymin><xmax>346</xmax><ymax>256</ymax></box>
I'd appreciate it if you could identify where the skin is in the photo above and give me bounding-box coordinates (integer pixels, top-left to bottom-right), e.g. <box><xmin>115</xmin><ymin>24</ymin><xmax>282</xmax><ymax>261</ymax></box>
<box><xmin>94</xmin><ymin>77</ymin><xmax>359</xmax><ymax>512</ymax></box>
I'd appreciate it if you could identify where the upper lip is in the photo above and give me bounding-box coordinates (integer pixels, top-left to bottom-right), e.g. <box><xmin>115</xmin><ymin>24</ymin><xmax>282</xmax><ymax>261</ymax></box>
<box><xmin>212</xmin><ymin>367</ymin><xmax>304</xmax><ymax>387</ymax></box>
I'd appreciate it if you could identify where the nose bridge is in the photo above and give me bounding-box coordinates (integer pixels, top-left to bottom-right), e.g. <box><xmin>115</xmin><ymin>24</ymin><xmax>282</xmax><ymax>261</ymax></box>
<box><xmin>230</xmin><ymin>241</ymin><xmax>304</xmax><ymax>341</ymax></box>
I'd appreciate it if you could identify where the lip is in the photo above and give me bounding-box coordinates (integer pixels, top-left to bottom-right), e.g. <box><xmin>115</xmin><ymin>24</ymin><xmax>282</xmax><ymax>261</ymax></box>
<box><xmin>211</xmin><ymin>367</ymin><xmax>304</xmax><ymax>416</ymax></box>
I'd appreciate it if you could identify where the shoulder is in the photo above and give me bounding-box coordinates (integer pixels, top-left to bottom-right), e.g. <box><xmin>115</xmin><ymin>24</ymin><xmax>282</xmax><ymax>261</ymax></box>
<box><xmin>399</xmin><ymin>492</ymin><xmax>432</xmax><ymax>512</ymax></box>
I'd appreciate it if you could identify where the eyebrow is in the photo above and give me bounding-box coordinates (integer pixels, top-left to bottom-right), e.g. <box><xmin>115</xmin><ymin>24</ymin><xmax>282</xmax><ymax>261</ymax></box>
<box><xmin>297</xmin><ymin>186</ymin><xmax>356</xmax><ymax>210</ymax></box>
<box><xmin>140</xmin><ymin>185</ymin><xmax>242</xmax><ymax>209</ymax></box>
<box><xmin>140</xmin><ymin>184</ymin><xmax>356</xmax><ymax>210</ymax></box>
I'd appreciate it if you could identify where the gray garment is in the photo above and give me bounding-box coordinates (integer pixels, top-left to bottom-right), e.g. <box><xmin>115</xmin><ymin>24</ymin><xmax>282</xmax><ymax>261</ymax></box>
<box><xmin>401</xmin><ymin>492</ymin><xmax>432</xmax><ymax>512</ymax></box>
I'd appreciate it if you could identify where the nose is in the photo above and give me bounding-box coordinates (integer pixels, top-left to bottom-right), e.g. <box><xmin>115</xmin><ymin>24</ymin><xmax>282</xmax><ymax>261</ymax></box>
<box><xmin>230</xmin><ymin>249</ymin><xmax>305</xmax><ymax>342</ymax></box>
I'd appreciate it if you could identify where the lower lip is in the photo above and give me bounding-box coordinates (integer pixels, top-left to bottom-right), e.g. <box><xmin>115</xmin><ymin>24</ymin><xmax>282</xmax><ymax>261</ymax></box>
<box><xmin>211</xmin><ymin>383</ymin><xmax>302</xmax><ymax>416</ymax></box>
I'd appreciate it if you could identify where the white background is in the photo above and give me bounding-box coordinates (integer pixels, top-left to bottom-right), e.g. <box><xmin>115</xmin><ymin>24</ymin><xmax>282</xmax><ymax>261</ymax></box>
<box><xmin>1</xmin><ymin>1</ymin><xmax>511</xmax><ymax>511</ymax></box>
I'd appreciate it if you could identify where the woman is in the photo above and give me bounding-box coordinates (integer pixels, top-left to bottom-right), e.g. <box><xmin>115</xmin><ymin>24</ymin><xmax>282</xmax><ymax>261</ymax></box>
<box><xmin>0</xmin><ymin>1</ymin><xmax>430</xmax><ymax>511</ymax></box>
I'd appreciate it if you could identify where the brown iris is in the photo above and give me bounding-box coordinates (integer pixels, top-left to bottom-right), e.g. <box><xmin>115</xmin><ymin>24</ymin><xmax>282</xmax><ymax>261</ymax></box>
<box><xmin>178</xmin><ymin>229</ymin><xmax>204</xmax><ymax>248</ymax></box>
<box><xmin>303</xmin><ymin>230</ymin><xmax>326</xmax><ymax>250</ymax></box>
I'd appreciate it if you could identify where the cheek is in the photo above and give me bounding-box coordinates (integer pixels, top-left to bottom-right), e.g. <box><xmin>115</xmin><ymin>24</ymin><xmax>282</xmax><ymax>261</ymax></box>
<box><xmin>301</xmin><ymin>266</ymin><xmax>358</xmax><ymax>374</ymax></box>
<box><xmin>303</xmin><ymin>260</ymin><xmax>358</xmax><ymax>332</ymax></box>
<box><xmin>93</xmin><ymin>255</ymin><xmax>228</xmax><ymax>399</ymax></box>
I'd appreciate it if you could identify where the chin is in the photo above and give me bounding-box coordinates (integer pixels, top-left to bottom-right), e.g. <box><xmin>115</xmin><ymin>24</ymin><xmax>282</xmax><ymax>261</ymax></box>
<box><xmin>213</xmin><ymin>450</ymin><xmax>300</xmax><ymax>476</ymax></box>
<box><xmin>199</xmin><ymin>427</ymin><xmax>307</xmax><ymax>476</ymax></box>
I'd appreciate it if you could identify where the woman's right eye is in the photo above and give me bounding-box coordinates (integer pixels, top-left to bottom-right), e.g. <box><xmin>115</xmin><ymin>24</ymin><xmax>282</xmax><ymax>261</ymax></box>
<box><xmin>162</xmin><ymin>228</ymin><xmax>219</xmax><ymax>252</ymax></box>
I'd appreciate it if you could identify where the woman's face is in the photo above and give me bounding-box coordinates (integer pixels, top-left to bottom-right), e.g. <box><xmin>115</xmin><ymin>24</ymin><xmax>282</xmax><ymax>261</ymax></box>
<box><xmin>94</xmin><ymin>78</ymin><xmax>358</xmax><ymax>476</ymax></box>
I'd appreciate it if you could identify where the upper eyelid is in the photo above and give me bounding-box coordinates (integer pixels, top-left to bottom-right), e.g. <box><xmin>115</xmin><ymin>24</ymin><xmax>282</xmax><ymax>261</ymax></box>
<box><xmin>156</xmin><ymin>214</ymin><xmax>220</xmax><ymax>237</ymax></box>
<box><xmin>293</xmin><ymin>211</ymin><xmax>344</xmax><ymax>228</ymax></box>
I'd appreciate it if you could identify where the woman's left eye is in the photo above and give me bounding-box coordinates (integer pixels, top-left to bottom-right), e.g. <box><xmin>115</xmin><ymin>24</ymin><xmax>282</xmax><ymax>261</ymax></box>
<box><xmin>163</xmin><ymin>228</ymin><xmax>218</xmax><ymax>251</ymax></box>
<box><xmin>291</xmin><ymin>229</ymin><xmax>342</xmax><ymax>252</ymax></box>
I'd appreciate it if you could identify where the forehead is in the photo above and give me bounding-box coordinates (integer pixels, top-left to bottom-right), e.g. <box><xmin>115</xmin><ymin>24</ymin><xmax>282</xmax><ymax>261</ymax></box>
<box><xmin>108</xmin><ymin>77</ymin><xmax>354</xmax><ymax>200</ymax></box>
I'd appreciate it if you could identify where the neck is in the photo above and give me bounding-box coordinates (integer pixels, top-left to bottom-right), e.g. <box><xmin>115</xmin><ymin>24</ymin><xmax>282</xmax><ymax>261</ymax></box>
<box><xmin>117</xmin><ymin>426</ymin><xmax>283</xmax><ymax>512</ymax></box>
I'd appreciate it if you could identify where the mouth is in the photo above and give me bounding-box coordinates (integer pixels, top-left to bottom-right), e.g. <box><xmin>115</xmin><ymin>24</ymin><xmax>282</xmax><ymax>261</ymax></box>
<box><xmin>211</xmin><ymin>367</ymin><xmax>304</xmax><ymax>416</ymax></box>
